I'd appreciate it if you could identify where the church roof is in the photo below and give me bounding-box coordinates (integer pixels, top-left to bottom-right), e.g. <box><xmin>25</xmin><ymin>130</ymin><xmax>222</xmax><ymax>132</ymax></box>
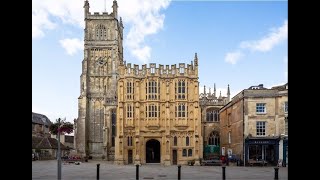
<box><xmin>32</xmin><ymin>112</ymin><xmax>52</xmax><ymax>126</ymax></box>
<box><xmin>32</xmin><ymin>136</ymin><xmax>67</xmax><ymax>150</ymax></box>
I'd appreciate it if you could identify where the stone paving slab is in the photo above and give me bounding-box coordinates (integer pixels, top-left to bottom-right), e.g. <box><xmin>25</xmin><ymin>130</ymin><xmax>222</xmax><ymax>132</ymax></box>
<box><xmin>32</xmin><ymin>160</ymin><xmax>288</xmax><ymax>180</ymax></box>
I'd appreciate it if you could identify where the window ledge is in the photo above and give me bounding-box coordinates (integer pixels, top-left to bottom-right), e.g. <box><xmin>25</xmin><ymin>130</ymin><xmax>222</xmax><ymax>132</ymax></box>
<box><xmin>256</xmin><ymin>113</ymin><xmax>267</xmax><ymax>115</ymax></box>
<box><xmin>146</xmin><ymin>125</ymin><xmax>160</xmax><ymax>130</ymax></box>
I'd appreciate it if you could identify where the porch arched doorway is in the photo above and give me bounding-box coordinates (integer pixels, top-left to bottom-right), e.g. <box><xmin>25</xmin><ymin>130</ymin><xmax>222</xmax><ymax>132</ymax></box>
<box><xmin>146</xmin><ymin>139</ymin><xmax>160</xmax><ymax>163</ymax></box>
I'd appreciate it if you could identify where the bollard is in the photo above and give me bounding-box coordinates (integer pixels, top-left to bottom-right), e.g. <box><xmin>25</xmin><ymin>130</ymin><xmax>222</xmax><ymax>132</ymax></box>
<box><xmin>222</xmin><ymin>166</ymin><xmax>226</xmax><ymax>180</ymax></box>
<box><xmin>274</xmin><ymin>167</ymin><xmax>279</xmax><ymax>180</ymax></box>
<box><xmin>96</xmin><ymin>164</ymin><xmax>100</xmax><ymax>180</ymax></box>
<box><xmin>136</xmin><ymin>164</ymin><xmax>139</xmax><ymax>180</ymax></box>
<box><xmin>178</xmin><ymin>165</ymin><xmax>181</xmax><ymax>180</ymax></box>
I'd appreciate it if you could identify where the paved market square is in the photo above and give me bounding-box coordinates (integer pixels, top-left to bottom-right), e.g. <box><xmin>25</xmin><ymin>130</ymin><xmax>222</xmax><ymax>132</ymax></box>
<box><xmin>32</xmin><ymin>160</ymin><xmax>288</xmax><ymax>180</ymax></box>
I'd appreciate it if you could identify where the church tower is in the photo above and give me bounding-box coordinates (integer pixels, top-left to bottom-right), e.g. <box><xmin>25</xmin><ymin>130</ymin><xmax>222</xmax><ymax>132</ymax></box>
<box><xmin>76</xmin><ymin>0</ymin><xmax>124</xmax><ymax>159</ymax></box>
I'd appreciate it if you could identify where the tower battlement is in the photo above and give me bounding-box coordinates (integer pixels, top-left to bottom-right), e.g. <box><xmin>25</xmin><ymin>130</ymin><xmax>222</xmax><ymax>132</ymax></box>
<box><xmin>87</xmin><ymin>12</ymin><xmax>115</xmax><ymax>19</ymax></box>
<box><xmin>84</xmin><ymin>0</ymin><xmax>118</xmax><ymax>19</ymax></box>
<box><xmin>120</xmin><ymin>60</ymin><xmax>198</xmax><ymax>78</ymax></box>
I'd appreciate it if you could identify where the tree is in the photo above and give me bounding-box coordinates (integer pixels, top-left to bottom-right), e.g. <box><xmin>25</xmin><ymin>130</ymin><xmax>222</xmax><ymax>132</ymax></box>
<box><xmin>49</xmin><ymin>118</ymin><xmax>74</xmax><ymax>135</ymax></box>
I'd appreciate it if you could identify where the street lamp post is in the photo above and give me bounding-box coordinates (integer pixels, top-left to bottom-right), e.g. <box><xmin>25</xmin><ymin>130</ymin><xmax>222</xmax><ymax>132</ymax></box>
<box><xmin>57</xmin><ymin>118</ymin><xmax>62</xmax><ymax>180</ymax></box>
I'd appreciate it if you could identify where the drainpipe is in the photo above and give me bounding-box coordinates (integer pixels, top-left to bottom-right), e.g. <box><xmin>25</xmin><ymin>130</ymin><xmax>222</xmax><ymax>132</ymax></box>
<box><xmin>242</xmin><ymin>91</ymin><xmax>245</xmax><ymax>167</ymax></box>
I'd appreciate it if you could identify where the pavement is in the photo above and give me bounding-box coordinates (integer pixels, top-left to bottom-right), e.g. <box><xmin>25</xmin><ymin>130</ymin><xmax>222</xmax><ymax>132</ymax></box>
<box><xmin>32</xmin><ymin>160</ymin><xmax>288</xmax><ymax>180</ymax></box>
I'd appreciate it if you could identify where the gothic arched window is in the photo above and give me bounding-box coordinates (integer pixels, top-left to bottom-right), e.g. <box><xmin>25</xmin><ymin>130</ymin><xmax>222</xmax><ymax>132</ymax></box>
<box><xmin>127</xmin><ymin>136</ymin><xmax>132</xmax><ymax>146</ymax></box>
<box><xmin>206</xmin><ymin>109</ymin><xmax>220</xmax><ymax>122</ymax></box>
<box><xmin>208</xmin><ymin>131</ymin><xmax>220</xmax><ymax>146</ymax></box>
<box><xmin>188</xmin><ymin>149</ymin><xmax>192</xmax><ymax>156</ymax></box>
<box><xmin>174</xmin><ymin>136</ymin><xmax>177</xmax><ymax>146</ymax></box>
<box><xmin>111</xmin><ymin>109</ymin><xmax>116</xmax><ymax>147</ymax></box>
<box><xmin>186</xmin><ymin>136</ymin><xmax>190</xmax><ymax>146</ymax></box>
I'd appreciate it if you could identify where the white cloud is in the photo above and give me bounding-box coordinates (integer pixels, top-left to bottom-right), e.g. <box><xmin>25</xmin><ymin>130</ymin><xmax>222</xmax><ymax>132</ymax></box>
<box><xmin>240</xmin><ymin>20</ymin><xmax>288</xmax><ymax>52</ymax></box>
<box><xmin>225</xmin><ymin>51</ymin><xmax>244</xmax><ymax>64</ymax></box>
<box><xmin>32</xmin><ymin>0</ymin><xmax>171</xmax><ymax>61</ymax></box>
<box><xmin>59</xmin><ymin>38</ymin><xmax>83</xmax><ymax>55</ymax></box>
<box><xmin>32</xmin><ymin>9</ymin><xmax>57</xmax><ymax>39</ymax></box>
<box><xmin>131</xmin><ymin>46</ymin><xmax>151</xmax><ymax>64</ymax></box>
<box><xmin>32</xmin><ymin>0</ymin><xmax>84</xmax><ymax>38</ymax></box>
<box><xmin>121</xmin><ymin>0</ymin><xmax>170</xmax><ymax>63</ymax></box>
<box><xmin>224</xmin><ymin>20</ymin><xmax>287</xmax><ymax>65</ymax></box>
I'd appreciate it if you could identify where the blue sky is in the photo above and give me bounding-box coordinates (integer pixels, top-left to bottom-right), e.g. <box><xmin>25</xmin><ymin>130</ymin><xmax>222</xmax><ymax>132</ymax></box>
<box><xmin>32</xmin><ymin>0</ymin><xmax>288</xmax><ymax>123</ymax></box>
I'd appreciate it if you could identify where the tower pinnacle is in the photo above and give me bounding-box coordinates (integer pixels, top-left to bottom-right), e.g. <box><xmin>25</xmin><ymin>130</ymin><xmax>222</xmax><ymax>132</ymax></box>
<box><xmin>112</xmin><ymin>0</ymin><xmax>118</xmax><ymax>18</ymax></box>
<box><xmin>194</xmin><ymin>53</ymin><xmax>198</xmax><ymax>66</ymax></box>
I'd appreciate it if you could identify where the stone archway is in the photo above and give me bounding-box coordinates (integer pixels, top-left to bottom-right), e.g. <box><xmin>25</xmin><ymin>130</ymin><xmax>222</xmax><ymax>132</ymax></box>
<box><xmin>146</xmin><ymin>139</ymin><xmax>161</xmax><ymax>163</ymax></box>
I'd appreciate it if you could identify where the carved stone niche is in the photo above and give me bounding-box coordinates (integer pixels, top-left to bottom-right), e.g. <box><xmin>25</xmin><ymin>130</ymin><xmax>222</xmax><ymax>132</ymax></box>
<box><xmin>166</xmin><ymin>102</ymin><xmax>169</xmax><ymax>108</ymax></box>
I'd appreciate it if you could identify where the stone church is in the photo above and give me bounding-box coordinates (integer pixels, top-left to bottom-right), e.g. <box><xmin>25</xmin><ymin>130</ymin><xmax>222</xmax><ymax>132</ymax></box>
<box><xmin>75</xmin><ymin>0</ymin><xmax>203</xmax><ymax>165</ymax></box>
<box><xmin>75</xmin><ymin>0</ymin><xmax>123</xmax><ymax>160</ymax></box>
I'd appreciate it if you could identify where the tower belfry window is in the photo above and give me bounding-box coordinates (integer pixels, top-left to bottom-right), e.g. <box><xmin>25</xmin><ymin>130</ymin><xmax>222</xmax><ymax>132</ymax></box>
<box><xmin>96</xmin><ymin>24</ymin><xmax>106</xmax><ymax>40</ymax></box>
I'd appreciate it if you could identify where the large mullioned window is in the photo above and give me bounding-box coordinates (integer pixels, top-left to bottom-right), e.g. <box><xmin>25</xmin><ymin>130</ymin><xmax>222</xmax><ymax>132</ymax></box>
<box><xmin>127</xmin><ymin>104</ymin><xmax>134</xmax><ymax>118</ymax></box>
<box><xmin>146</xmin><ymin>80</ymin><xmax>160</xmax><ymax>100</ymax></box>
<box><xmin>145</xmin><ymin>104</ymin><xmax>160</xmax><ymax>118</ymax></box>
<box><xmin>206</xmin><ymin>109</ymin><xmax>219</xmax><ymax>122</ymax></box>
<box><xmin>175</xmin><ymin>80</ymin><xmax>186</xmax><ymax>100</ymax></box>
<box><xmin>126</xmin><ymin>81</ymin><xmax>134</xmax><ymax>100</ymax></box>
<box><xmin>175</xmin><ymin>103</ymin><xmax>188</xmax><ymax>118</ymax></box>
